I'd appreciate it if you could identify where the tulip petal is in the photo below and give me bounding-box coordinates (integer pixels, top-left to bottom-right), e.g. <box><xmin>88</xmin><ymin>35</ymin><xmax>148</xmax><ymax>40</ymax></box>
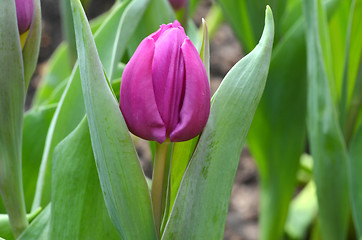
<box><xmin>170</xmin><ymin>38</ymin><xmax>210</xmax><ymax>142</ymax></box>
<box><xmin>120</xmin><ymin>37</ymin><xmax>166</xmax><ymax>143</ymax></box>
<box><xmin>152</xmin><ymin>28</ymin><xmax>187</xmax><ymax>136</ymax></box>
<box><xmin>15</xmin><ymin>0</ymin><xmax>34</xmax><ymax>34</ymax></box>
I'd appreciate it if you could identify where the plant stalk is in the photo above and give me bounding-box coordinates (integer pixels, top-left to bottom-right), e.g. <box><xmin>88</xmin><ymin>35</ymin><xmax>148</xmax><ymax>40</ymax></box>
<box><xmin>151</xmin><ymin>141</ymin><xmax>170</xmax><ymax>237</ymax></box>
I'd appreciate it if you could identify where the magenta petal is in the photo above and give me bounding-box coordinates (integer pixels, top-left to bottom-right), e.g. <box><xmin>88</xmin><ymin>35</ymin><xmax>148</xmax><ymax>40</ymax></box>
<box><xmin>120</xmin><ymin>38</ymin><xmax>166</xmax><ymax>143</ymax></box>
<box><xmin>170</xmin><ymin>38</ymin><xmax>210</xmax><ymax>142</ymax></box>
<box><xmin>152</xmin><ymin>28</ymin><xmax>186</xmax><ymax>135</ymax></box>
<box><xmin>15</xmin><ymin>0</ymin><xmax>34</xmax><ymax>34</ymax></box>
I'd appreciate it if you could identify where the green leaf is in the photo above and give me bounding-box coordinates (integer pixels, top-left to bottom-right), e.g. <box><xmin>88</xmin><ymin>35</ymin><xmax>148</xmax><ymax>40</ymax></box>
<box><xmin>31</xmin><ymin>0</ymin><xmax>131</xmax><ymax>211</ymax></box>
<box><xmin>32</xmin><ymin>43</ymin><xmax>72</xmax><ymax>106</ymax></box>
<box><xmin>162</xmin><ymin>7</ymin><xmax>274</xmax><ymax>239</ymax></box>
<box><xmin>247</xmin><ymin>15</ymin><xmax>307</xmax><ymax>240</ymax></box>
<box><xmin>0</xmin><ymin>0</ymin><xmax>28</xmax><ymax>236</ymax></box>
<box><xmin>285</xmin><ymin>181</ymin><xmax>319</xmax><ymax>239</ymax></box>
<box><xmin>303</xmin><ymin>0</ymin><xmax>349</xmax><ymax>239</ymax></box>
<box><xmin>71</xmin><ymin>0</ymin><xmax>157</xmax><ymax>239</ymax></box>
<box><xmin>51</xmin><ymin>117</ymin><xmax>119</xmax><ymax>239</ymax></box>
<box><xmin>22</xmin><ymin>0</ymin><xmax>41</xmax><ymax>89</ymax></box>
<box><xmin>18</xmin><ymin>205</ymin><xmax>50</xmax><ymax>240</ymax></box>
<box><xmin>349</xmin><ymin>122</ymin><xmax>362</xmax><ymax>238</ymax></box>
<box><xmin>22</xmin><ymin>104</ymin><xmax>57</xmax><ymax>212</ymax></box>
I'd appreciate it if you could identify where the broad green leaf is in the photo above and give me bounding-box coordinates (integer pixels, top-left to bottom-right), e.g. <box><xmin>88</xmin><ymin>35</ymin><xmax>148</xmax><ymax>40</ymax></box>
<box><xmin>31</xmin><ymin>66</ymin><xmax>85</xmax><ymax>211</ymax></box>
<box><xmin>22</xmin><ymin>0</ymin><xmax>41</xmax><ymax>88</ymax></box>
<box><xmin>22</xmin><ymin>104</ymin><xmax>56</xmax><ymax>212</ymax></box>
<box><xmin>162</xmin><ymin>7</ymin><xmax>274</xmax><ymax>239</ymax></box>
<box><xmin>285</xmin><ymin>181</ymin><xmax>318</xmax><ymax>239</ymax></box>
<box><xmin>31</xmin><ymin>1</ymin><xmax>131</xmax><ymax>211</ymax></box>
<box><xmin>18</xmin><ymin>205</ymin><xmax>50</xmax><ymax>240</ymax></box>
<box><xmin>32</xmin><ymin>43</ymin><xmax>72</xmax><ymax>106</ymax></box>
<box><xmin>71</xmin><ymin>0</ymin><xmax>157</xmax><ymax>239</ymax></box>
<box><xmin>349</xmin><ymin>120</ymin><xmax>362</xmax><ymax>238</ymax></box>
<box><xmin>0</xmin><ymin>0</ymin><xmax>28</xmax><ymax>236</ymax></box>
<box><xmin>247</xmin><ymin>17</ymin><xmax>307</xmax><ymax>240</ymax></box>
<box><xmin>51</xmin><ymin>118</ymin><xmax>119</xmax><ymax>239</ymax></box>
<box><xmin>303</xmin><ymin>0</ymin><xmax>349</xmax><ymax>239</ymax></box>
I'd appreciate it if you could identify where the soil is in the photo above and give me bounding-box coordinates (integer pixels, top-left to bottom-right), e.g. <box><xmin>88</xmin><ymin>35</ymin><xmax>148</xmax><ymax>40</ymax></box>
<box><xmin>28</xmin><ymin>0</ymin><xmax>260</xmax><ymax>239</ymax></box>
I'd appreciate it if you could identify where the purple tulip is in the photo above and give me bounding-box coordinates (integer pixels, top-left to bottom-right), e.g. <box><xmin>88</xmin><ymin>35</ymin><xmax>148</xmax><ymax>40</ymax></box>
<box><xmin>15</xmin><ymin>0</ymin><xmax>34</xmax><ymax>34</ymax></box>
<box><xmin>120</xmin><ymin>20</ymin><xmax>210</xmax><ymax>143</ymax></box>
<box><xmin>169</xmin><ymin>0</ymin><xmax>187</xmax><ymax>10</ymax></box>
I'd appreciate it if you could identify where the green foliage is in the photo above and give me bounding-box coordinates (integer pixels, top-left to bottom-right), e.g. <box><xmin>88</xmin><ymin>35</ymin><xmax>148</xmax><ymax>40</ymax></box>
<box><xmin>162</xmin><ymin>7</ymin><xmax>274</xmax><ymax>239</ymax></box>
<box><xmin>71</xmin><ymin>0</ymin><xmax>157</xmax><ymax>238</ymax></box>
<box><xmin>51</xmin><ymin>117</ymin><xmax>119</xmax><ymax>239</ymax></box>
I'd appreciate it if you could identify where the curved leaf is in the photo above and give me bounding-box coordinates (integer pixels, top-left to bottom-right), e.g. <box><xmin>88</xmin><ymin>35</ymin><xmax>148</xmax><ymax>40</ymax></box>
<box><xmin>71</xmin><ymin>0</ymin><xmax>157</xmax><ymax>239</ymax></box>
<box><xmin>162</xmin><ymin>6</ymin><xmax>274</xmax><ymax>240</ymax></box>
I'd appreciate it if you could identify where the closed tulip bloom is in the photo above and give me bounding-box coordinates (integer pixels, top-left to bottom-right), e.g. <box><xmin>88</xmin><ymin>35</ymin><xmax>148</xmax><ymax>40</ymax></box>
<box><xmin>120</xmin><ymin>20</ymin><xmax>210</xmax><ymax>143</ymax></box>
<box><xmin>169</xmin><ymin>0</ymin><xmax>187</xmax><ymax>10</ymax></box>
<box><xmin>15</xmin><ymin>0</ymin><xmax>34</xmax><ymax>34</ymax></box>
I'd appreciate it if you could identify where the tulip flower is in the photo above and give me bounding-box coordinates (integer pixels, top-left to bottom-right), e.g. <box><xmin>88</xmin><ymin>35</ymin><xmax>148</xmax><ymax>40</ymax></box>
<box><xmin>15</xmin><ymin>0</ymin><xmax>34</xmax><ymax>34</ymax></box>
<box><xmin>120</xmin><ymin>20</ymin><xmax>210</xmax><ymax>143</ymax></box>
<box><xmin>169</xmin><ymin>0</ymin><xmax>187</xmax><ymax>10</ymax></box>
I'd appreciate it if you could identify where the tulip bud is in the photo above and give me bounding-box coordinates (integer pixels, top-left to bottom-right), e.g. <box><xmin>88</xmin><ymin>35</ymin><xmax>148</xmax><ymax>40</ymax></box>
<box><xmin>169</xmin><ymin>0</ymin><xmax>187</xmax><ymax>10</ymax></box>
<box><xmin>120</xmin><ymin>20</ymin><xmax>210</xmax><ymax>143</ymax></box>
<box><xmin>15</xmin><ymin>0</ymin><xmax>34</xmax><ymax>34</ymax></box>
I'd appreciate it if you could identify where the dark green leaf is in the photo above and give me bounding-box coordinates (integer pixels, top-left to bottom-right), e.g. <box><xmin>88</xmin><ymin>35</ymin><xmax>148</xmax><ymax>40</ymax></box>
<box><xmin>303</xmin><ymin>0</ymin><xmax>349</xmax><ymax>238</ymax></box>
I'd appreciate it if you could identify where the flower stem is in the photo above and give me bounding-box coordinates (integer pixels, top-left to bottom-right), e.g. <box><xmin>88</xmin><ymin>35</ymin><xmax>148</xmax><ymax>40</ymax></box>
<box><xmin>151</xmin><ymin>141</ymin><xmax>170</xmax><ymax>237</ymax></box>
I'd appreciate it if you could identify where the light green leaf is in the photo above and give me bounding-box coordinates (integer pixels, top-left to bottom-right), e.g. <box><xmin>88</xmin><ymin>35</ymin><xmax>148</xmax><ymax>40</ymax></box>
<box><xmin>51</xmin><ymin>117</ymin><xmax>119</xmax><ymax>239</ymax></box>
<box><xmin>0</xmin><ymin>0</ymin><xmax>28</xmax><ymax>236</ymax></box>
<box><xmin>31</xmin><ymin>0</ymin><xmax>131</xmax><ymax>211</ymax></box>
<box><xmin>18</xmin><ymin>205</ymin><xmax>50</xmax><ymax>240</ymax></box>
<box><xmin>22</xmin><ymin>104</ymin><xmax>56</xmax><ymax>212</ymax></box>
<box><xmin>71</xmin><ymin>0</ymin><xmax>157</xmax><ymax>239</ymax></box>
<box><xmin>22</xmin><ymin>0</ymin><xmax>41</xmax><ymax>89</ymax></box>
<box><xmin>32</xmin><ymin>43</ymin><xmax>72</xmax><ymax>107</ymax></box>
<box><xmin>303</xmin><ymin>0</ymin><xmax>349</xmax><ymax>239</ymax></box>
<box><xmin>285</xmin><ymin>181</ymin><xmax>318</xmax><ymax>239</ymax></box>
<box><xmin>162</xmin><ymin>7</ymin><xmax>274</xmax><ymax>239</ymax></box>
